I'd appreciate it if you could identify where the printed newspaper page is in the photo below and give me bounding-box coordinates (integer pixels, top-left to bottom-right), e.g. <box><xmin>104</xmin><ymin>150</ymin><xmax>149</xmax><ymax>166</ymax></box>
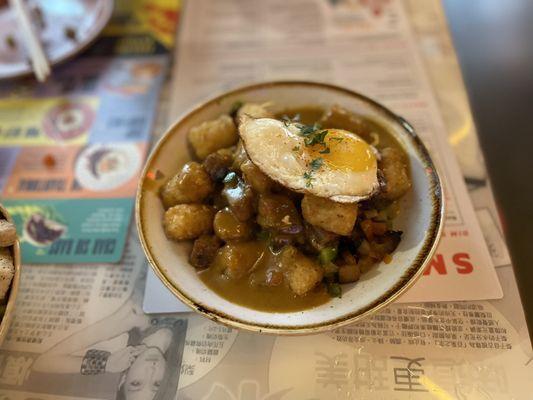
<box><xmin>167</xmin><ymin>0</ymin><xmax>500</xmax><ymax>302</ymax></box>
<box><xmin>0</xmin><ymin>1</ymin><xmax>529</xmax><ymax>400</ymax></box>
<box><xmin>0</xmin><ymin>231</ymin><xmax>190</xmax><ymax>400</ymax></box>
<box><xmin>0</xmin><ymin>232</ymin><xmax>530</xmax><ymax>399</ymax></box>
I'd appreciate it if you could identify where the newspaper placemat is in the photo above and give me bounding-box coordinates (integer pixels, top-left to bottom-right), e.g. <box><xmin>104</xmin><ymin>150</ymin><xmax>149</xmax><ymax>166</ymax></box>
<box><xmin>1</xmin><ymin>228</ymin><xmax>531</xmax><ymax>400</ymax></box>
<box><xmin>0</xmin><ymin>2</ymin><xmax>529</xmax><ymax>400</ymax></box>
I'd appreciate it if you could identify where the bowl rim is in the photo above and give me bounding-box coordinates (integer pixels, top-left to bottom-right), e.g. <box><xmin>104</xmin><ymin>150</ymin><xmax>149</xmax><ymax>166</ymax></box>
<box><xmin>136</xmin><ymin>80</ymin><xmax>444</xmax><ymax>335</ymax></box>
<box><xmin>0</xmin><ymin>204</ymin><xmax>21</xmax><ymax>345</ymax></box>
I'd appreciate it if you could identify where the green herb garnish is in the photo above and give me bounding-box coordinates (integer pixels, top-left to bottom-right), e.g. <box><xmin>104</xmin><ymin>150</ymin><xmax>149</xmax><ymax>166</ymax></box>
<box><xmin>298</xmin><ymin>122</ymin><xmax>321</xmax><ymax>135</ymax></box>
<box><xmin>331</xmin><ymin>137</ymin><xmax>344</xmax><ymax>142</ymax></box>
<box><xmin>303</xmin><ymin>158</ymin><xmax>324</xmax><ymax>188</ymax></box>
<box><xmin>306</xmin><ymin>130</ymin><xmax>328</xmax><ymax>147</ymax></box>
<box><xmin>309</xmin><ymin>157</ymin><xmax>324</xmax><ymax>171</ymax></box>
<box><xmin>292</xmin><ymin>145</ymin><xmax>300</xmax><ymax>152</ymax></box>
<box><xmin>297</xmin><ymin>123</ymin><xmax>332</xmax><ymax>155</ymax></box>
<box><xmin>298</xmin><ymin>124</ymin><xmax>325</xmax><ymax>143</ymax></box>
<box><xmin>303</xmin><ymin>172</ymin><xmax>314</xmax><ymax>188</ymax></box>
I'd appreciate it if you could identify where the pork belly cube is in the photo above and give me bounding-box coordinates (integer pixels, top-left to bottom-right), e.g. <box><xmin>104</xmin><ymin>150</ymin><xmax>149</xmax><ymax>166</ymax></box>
<box><xmin>189</xmin><ymin>235</ymin><xmax>222</xmax><ymax>269</ymax></box>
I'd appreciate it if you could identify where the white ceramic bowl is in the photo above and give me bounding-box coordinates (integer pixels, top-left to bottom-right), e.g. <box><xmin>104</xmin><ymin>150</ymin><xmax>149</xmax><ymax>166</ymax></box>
<box><xmin>136</xmin><ymin>81</ymin><xmax>443</xmax><ymax>335</ymax></box>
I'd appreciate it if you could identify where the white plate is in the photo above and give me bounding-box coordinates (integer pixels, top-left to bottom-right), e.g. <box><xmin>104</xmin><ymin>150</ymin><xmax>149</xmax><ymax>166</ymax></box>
<box><xmin>0</xmin><ymin>0</ymin><xmax>114</xmax><ymax>80</ymax></box>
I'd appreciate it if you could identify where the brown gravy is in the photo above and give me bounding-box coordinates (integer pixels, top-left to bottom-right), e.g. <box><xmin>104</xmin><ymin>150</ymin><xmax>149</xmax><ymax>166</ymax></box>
<box><xmin>200</xmin><ymin>239</ymin><xmax>330</xmax><ymax>312</ymax></box>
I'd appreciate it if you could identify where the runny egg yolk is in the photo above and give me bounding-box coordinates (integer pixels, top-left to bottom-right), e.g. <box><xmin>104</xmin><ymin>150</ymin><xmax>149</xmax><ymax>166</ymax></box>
<box><xmin>307</xmin><ymin>129</ymin><xmax>376</xmax><ymax>172</ymax></box>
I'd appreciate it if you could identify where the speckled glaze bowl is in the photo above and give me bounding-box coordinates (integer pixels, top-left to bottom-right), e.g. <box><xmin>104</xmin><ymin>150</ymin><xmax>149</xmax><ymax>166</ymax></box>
<box><xmin>0</xmin><ymin>204</ymin><xmax>21</xmax><ymax>346</ymax></box>
<box><xmin>136</xmin><ymin>81</ymin><xmax>444</xmax><ymax>335</ymax></box>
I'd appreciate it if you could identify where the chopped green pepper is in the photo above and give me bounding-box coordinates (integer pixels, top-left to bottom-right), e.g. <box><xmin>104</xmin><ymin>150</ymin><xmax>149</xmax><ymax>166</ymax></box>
<box><xmin>319</xmin><ymin>246</ymin><xmax>338</xmax><ymax>265</ymax></box>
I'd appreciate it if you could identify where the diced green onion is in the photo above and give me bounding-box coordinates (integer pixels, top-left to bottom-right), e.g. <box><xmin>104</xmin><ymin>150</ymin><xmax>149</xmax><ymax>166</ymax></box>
<box><xmin>319</xmin><ymin>246</ymin><xmax>338</xmax><ymax>265</ymax></box>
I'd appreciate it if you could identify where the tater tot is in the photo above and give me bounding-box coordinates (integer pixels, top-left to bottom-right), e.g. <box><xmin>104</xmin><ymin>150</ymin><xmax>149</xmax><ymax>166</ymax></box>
<box><xmin>281</xmin><ymin>246</ymin><xmax>323</xmax><ymax>296</ymax></box>
<box><xmin>160</xmin><ymin>162</ymin><xmax>213</xmax><ymax>208</ymax></box>
<box><xmin>379</xmin><ymin>147</ymin><xmax>411</xmax><ymax>201</ymax></box>
<box><xmin>240</xmin><ymin>159</ymin><xmax>276</xmax><ymax>194</ymax></box>
<box><xmin>301</xmin><ymin>195</ymin><xmax>358</xmax><ymax>236</ymax></box>
<box><xmin>203</xmin><ymin>148</ymin><xmax>234</xmax><ymax>182</ymax></box>
<box><xmin>163</xmin><ymin>204</ymin><xmax>215</xmax><ymax>241</ymax></box>
<box><xmin>188</xmin><ymin>115</ymin><xmax>238</xmax><ymax>160</ymax></box>
<box><xmin>236</xmin><ymin>102</ymin><xmax>274</xmax><ymax>121</ymax></box>
<box><xmin>0</xmin><ymin>220</ymin><xmax>17</xmax><ymax>247</ymax></box>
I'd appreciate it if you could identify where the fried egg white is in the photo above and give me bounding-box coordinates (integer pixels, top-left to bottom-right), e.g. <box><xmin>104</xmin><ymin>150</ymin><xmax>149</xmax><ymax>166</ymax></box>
<box><xmin>238</xmin><ymin>116</ymin><xmax>380</xmax><ymax>203</ymax></box>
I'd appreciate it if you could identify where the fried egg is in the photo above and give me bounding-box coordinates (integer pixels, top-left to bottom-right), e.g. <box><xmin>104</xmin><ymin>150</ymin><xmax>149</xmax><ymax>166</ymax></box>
<box><xmin>238</xmin><ymin>116</ymin><xmax>380</xmax><ymax>203</ymax></box>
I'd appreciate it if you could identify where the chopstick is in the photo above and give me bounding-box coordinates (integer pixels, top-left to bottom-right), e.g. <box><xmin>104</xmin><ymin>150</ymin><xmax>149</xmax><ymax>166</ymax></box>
<box><xmin>9</xmin><ymin>0</ymin><xmax>50</xmax><ymax>82</ymax></box>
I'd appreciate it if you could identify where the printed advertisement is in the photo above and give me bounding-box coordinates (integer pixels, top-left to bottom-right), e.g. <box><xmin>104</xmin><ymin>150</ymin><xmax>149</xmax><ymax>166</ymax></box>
<box><xmin>0</xmin><ymin>0</ymin><xmax>180</xmax><ymax>263</ymax></box>
<box><xmin>0</xmin><ymin>234</ymin><xmax>530</xmax><ymax>399</ymax></box>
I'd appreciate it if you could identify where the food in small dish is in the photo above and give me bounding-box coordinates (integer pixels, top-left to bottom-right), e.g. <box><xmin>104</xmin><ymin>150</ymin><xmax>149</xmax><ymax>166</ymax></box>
<box><xmin>0</xmin><ymin>214</ymin><xmax>15</xmax><ymax>306</ymax></box>
<box><xmin>156</xmin><ymin>102</ymin><xmax>412</xmax><ymax>311</ymax></box>
<box><xmin>0</xmin><ymin>247</ymin><xmax>14</xmax><ymax>300</ymax></box>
